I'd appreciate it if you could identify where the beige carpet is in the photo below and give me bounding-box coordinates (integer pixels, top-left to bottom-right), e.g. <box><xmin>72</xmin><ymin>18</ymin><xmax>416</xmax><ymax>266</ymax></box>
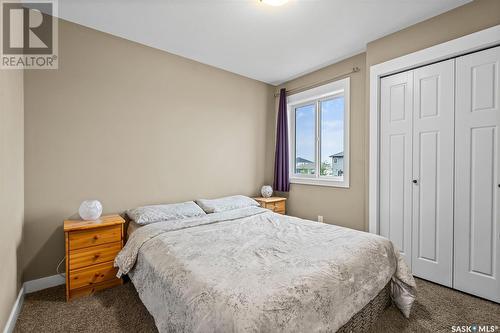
<box><xmin>14</xmin><ymin>278</ymin><xmax>500</xmax><ymax>332</ymax></box>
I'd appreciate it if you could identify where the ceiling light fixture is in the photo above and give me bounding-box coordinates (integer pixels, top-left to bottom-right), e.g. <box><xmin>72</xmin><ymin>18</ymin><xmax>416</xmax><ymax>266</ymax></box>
<box><xmin>260</xmin><ymin>0</ymin><xmax>288</xmax><ymax>6</ymax></box>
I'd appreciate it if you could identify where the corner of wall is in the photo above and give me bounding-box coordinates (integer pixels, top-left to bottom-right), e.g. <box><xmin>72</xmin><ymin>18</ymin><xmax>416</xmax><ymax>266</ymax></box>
<box><xmin>0</xmin><ymin>68</ymin><xmax>25</xmax><ymax>331</ymax></box>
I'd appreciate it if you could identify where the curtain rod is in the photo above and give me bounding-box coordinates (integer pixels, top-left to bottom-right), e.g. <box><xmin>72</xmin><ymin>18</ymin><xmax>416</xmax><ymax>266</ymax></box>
<box><xmin>274</xmin><ymin>67</ymin><xmax>360</xmax><ymax>98</ymax></box>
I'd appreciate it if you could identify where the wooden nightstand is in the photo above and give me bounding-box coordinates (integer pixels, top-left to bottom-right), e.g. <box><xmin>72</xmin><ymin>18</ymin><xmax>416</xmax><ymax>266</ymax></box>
<box><xmin>254</xmin><ymin>197</ymin><xmax>287</xmax><ymax>214</ymax></box>
<box><xmin>64</xmin><ymin>214</ymin><xmax>125</xmax><ymax>301</ymax></box>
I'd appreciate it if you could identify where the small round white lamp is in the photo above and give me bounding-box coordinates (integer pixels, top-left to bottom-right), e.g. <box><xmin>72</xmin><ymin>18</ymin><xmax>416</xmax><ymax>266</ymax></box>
<box><xmin>78</xmin><ymin>200</ymin><xmax>103</xmax><ymax>221</ymax></box>
<box><xmin>261</xmin><ymin>185</ymin><xmax>273</xmax><ymax>198</ymax></box>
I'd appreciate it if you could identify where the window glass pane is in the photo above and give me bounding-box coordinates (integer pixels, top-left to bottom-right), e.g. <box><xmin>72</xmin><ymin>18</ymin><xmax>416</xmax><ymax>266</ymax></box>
<box><xmin>320</xmin><ymin>97</ymin><xmax>344</xmax><ymax>177</ymax></box>
<box><xmin>295</xmin><ymin>104</ymin><xmax>316</xmax><ymax>175</ymax></box>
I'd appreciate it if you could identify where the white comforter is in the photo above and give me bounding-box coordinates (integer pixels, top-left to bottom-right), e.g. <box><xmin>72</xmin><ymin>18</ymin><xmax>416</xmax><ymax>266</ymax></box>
<box><xmin>115</xmin><ymin>207</ymin><xmax>415</xmax><ymax>332</ymax></box>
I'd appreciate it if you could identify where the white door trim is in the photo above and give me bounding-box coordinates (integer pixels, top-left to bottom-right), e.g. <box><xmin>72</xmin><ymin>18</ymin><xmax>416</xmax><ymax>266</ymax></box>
<box><xmin>369</xmin><ymin>24</ymin><xmax>500</xmax><ymax>234</ymax></box>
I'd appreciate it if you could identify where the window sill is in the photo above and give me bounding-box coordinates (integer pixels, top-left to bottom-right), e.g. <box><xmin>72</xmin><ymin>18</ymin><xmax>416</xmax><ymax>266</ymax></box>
<box><xmin>290</xmin><ymin>177</ymin><xmax>350</xmax><ymax>188</ymax></box>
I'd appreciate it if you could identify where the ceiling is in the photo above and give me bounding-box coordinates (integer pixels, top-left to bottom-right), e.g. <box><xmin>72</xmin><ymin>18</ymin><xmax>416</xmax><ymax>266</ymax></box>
<box><xmin>55</xmin><ymin>0</ymin><xmax>470</xmax><ymax>85</ymax></box>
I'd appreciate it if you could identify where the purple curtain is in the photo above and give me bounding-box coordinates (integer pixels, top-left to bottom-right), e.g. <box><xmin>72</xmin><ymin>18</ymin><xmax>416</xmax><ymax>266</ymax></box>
<box><xmin>273</xmin><ymin>88</ymin><xmax>290</xmax><ymax>192</ymax></box>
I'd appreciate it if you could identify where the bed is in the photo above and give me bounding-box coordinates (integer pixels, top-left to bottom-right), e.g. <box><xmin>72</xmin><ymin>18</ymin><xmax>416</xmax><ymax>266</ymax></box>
<box><xmin>116</xmin><ymin>205</ymin><xmax>415</xmax><ymax>332</ymax></box>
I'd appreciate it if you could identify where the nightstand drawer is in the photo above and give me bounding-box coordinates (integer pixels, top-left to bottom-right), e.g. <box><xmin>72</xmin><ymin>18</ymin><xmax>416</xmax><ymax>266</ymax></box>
<box><xmin>69</xmin><ymin>261</ymin><xmax>118</xmax><ymax>290</ymax></box>
<box><xmin>266</xmin><ymin>200</ymin><xmax>285</xmax><ymax>213</ymax></box>
<box><xmin>69</xmin><ymin>225</ymin><xmax>122</xmax><ymax>250</ymax></box>
<box><xmin>69</xmin><ymin>279</ymin><xmax>122</xmax><ymax>300</ymax></box>
<box><xmin>254</xmin><ymin>197</ymin><xmax>287</xmax><ymax>215</ymax></box>
<box><xmin>69</xmin><ymin>241</ymin><xmax>122</xmax><ymax>270</ymax></box>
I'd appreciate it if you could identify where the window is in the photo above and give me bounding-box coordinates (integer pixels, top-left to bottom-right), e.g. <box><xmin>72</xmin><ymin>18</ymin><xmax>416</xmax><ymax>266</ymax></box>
<box><xmin>294</xmin><ymin>103</ymin><xmax>316</xmax><ymax>175</ymax></box>
<box><xmin>288</xmin><ymin>77</ymin><xmax>349</xmax><ymax>187</ymax></box>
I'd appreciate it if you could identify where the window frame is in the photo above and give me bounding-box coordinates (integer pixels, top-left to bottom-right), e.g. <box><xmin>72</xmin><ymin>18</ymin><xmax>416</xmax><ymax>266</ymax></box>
<box><xmin>288</xmin><ymin>77</ymin><xmax>350</xmax><ymax>188</ymax></box>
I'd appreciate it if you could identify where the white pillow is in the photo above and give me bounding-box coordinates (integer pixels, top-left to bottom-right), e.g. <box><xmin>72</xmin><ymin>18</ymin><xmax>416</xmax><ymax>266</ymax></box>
<box><xmin>127</xmin><ymin>201</ymin><xmax>206</xmax><ymax>225</ymax></box>
<box><xmin>195</xmin><ymin>195</ymin><xmax>259</xmax><ymax>213</ymax></box>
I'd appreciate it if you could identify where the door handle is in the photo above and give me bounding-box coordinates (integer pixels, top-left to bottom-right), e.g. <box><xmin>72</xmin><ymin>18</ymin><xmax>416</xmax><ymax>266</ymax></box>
<box><xmin>412</xmin><ymin>179</ymin><xmax>418</xmax><ymax>184</ymax></box>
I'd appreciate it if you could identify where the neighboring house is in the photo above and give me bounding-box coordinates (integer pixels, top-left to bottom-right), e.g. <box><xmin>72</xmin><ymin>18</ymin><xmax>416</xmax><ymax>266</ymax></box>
<box><xmin>295</xmin><ymin>157</ymin><xmax>315</xmax><ymax>174</ymax></box>
<box><xmin>329</xmin><ymin>152</ymin><xmax>344</xmax><ymax>177</ymax></box>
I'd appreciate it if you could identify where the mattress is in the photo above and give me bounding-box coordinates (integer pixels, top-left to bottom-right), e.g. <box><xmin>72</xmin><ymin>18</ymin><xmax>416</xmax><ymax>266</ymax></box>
<box><xmin>115</xmin><ymin>207</ymin><xmax>416</xmax><ymax>332</ymax></box>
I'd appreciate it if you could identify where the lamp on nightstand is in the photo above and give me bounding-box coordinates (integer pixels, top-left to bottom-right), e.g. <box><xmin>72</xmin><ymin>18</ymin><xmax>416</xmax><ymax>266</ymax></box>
<box><xmin>261</xmin><ymin>185</ymin><xmax>273</xmax><ymax>198</ymax></box>
<box><xmin>78</xmin><ymin>200</ymin><xmax>103</xmax><ymax>221</ymax></box>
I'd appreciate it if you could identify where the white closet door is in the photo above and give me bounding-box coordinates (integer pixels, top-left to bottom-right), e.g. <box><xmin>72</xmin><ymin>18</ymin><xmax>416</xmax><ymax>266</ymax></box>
<box><xmin>454</xmin><ymin>46</ymin><xmax>500</xmax><ymax>302</ymax></box>
<box><xmin>380</xmin><ymin>71</ymin><xmax>413</xmax><ymax>267</ymax></box>
<box><xmin>411</xmin><ymin>59</ymin><xmax>455</xmax><ymax>286</ymax></box>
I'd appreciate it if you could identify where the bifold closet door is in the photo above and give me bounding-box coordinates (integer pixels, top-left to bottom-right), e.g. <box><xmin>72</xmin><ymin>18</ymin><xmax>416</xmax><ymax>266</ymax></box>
<box><xmin>411</xmin><ymin>59</ymin><xmax>455</xmax><ymax>287</ymax></box>
<box><xmin>380</xmin><ymin>71</ymin><xmax>413</xmax><ymax>266</ymax></box>
<box><xmin>454</xmin><ymin>46</ymin><xmax>500</xmax><ymax>302</ymax></box>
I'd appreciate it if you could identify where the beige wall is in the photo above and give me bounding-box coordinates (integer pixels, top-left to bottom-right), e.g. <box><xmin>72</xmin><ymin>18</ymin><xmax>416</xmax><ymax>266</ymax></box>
<box><xmin>23</xmin><ymin>20</ymin><xmax>275</xmax><ymax>280</ymax></box>
<box><xmin>280</xmin><ymin>0</ymin><xmax>500</xmax><ymax>231</ymax></box>
<box><xmin>279</xmin><ymin>53</ymin><xmax>367</xmax><ymax>231</ymax></box>
<box><xmin>0</xmin><ymin>70</ymin><xmax>24</xmax><ymax>328</ymax></box>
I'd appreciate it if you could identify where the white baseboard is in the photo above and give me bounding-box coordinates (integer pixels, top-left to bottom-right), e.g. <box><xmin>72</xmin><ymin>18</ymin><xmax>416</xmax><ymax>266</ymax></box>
<box><xmin>2</xmin><ymin>286</ymin><xmax>24</xmax><ymax>333</ymax></box>
<box><xmin>24</xmin><ymin>274</ymin><xmax>65</xmax><ymax>294</ymax></box>
<box><xmin>2</xmin><ymin>274</ymin><xmax>66</xmax><ymax>333</ymax></box>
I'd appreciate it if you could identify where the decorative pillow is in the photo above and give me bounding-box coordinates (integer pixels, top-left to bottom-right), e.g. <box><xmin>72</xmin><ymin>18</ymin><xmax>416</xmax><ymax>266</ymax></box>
<box><xmin>195</xmin><ymin>195</ymin><xmax>259</xmax><ymax>213</ymax></box>
<box><xmin>126</xmin><ymin>201</ymin><xmax>206</xmax><ymax>225</ymax></box>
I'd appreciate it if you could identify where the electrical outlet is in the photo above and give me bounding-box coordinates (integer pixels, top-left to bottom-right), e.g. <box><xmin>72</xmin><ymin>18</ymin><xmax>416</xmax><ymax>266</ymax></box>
<box><xmin>318</xmin><ymin>215</ymin><xmax>323</xmax><ymax>223</ymax></box>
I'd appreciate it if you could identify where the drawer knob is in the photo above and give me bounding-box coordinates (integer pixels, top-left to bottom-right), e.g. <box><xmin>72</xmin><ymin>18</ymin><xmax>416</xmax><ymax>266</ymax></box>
<box><xmin>94</xmin><ymin>254</ymin><xmax>100</xmax><ymax>259</ymax></box>
<box><xmin>93</xmin><ymin>235</ymin><xmax>99</xmax><ymax>240</ymax></box>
